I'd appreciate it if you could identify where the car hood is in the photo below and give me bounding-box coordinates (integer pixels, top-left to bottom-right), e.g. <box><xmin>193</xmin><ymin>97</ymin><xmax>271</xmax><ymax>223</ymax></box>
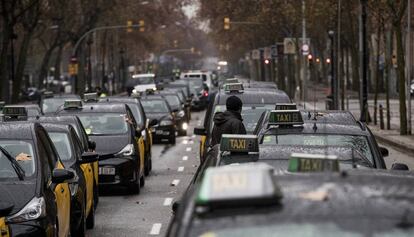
<box><xmin>0</xmin><ymin>181</ymin><xmax>37</xmax><ymax>215</ymax></box>
<box><xmin>146</xmin><ymin>113</ymin><xmax>171</xmax><ymax>121</ymax></box>
<box><xmin>89</xmin><ymin>135</ymin><xmax>130</xmax><ymax>155</ymax></box>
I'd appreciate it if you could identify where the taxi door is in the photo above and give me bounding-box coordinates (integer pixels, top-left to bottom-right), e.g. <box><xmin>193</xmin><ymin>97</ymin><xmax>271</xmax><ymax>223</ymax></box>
<box><xmin>0</xmin><ymin>218</ymin><xmax>10</xmax><ymax>237</ymax></box>
<box><xmin>55</xmin><ymin>161</ymin><xmax>71</xmax><ymax>237</ymax></box>
<box><xmin>200</xmin><ymin>135</ymin><xmax>207</xmax><ymax>159</ymax></box>
<box><xmin>80</xmin><ymin>163</ymin><xmax>94</xmax><ymax>215</ymax></box>
<box><xmin>136</xmin><ymin>136</ymin><xmax>145</xmax><ymax>175</ymax></box>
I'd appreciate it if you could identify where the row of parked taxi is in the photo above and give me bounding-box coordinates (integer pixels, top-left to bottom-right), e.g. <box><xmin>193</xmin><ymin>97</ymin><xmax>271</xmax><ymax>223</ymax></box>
<box><xmin>0</xmin><ymin>76</ymin><xmax>198</xmax><ymax>237</ymax></box>
<box><xmin>166</xmin><ymin>77</ymin><xmax>414</xmax><ymax>236</ymax></box>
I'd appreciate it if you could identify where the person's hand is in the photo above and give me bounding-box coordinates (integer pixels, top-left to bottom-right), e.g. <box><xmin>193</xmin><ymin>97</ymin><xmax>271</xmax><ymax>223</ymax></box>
<box><xmin>16</xmin><ymin>153</ymin><xmax>32</xmax><ymax>161</ymax></box>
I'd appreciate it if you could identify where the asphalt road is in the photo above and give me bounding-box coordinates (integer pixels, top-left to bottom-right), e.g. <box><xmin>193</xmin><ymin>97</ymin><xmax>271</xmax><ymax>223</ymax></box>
<box><xmin>87</xmin><ymin>111</ymin><xmax>204</xmax><ymax>237</ymax></box>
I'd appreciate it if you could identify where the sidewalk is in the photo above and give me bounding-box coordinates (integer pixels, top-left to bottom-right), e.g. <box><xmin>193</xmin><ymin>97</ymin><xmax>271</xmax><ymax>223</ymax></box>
<box><xmin>299</xmin><ymin>82</ymin><xmax>414</xmax><ymax>156</ymax></box>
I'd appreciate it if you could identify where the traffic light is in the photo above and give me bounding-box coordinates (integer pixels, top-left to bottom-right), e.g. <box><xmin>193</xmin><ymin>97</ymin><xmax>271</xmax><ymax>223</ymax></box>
<box><xmin>173</xmin><ymin>40</ymin><xmax>178</xmax><ymax>48</ymax></box>
<box><xmin>264</xmin><ymin>59</ymin><xmax>270</xmax><ymax>65</ymax></box>
<box><xmin>139</xmin><ymin>20</ymin><xmax>145</xmax><ymax>32</ymax></box>
<box><xmin>224</xmin><ymin>17</ymin><xmax>230</xmax><ymax>30</ymax></box>
<box><xmin>127</xmin><ymin>20</ymin><xmax>133</xmax><ymax>33</ymax></box>
<box><xmin>307</xmin><ymin>54</ymin><xmax>313</xmax><ymax>63</ymax></box>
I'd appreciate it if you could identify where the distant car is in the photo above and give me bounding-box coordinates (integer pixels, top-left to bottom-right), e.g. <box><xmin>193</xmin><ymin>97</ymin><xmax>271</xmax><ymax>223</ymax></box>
<box><xmin>40</xmin><ymin>93</ymin><xmax>81</xmax><ymax>114</ymax></box>
<box><xmin>126</xmin><ymin>73</ymin><xmax>157</xmax><ymax>95</ymax></box>
<box><xmin>141</xmin><ymin>96</ymin><xmax>176</xmax><ymax>144</ymax></box>
<box><xmin>159</xmin><ymin>92</ymin><xmax>188</xmax><ymax>136</ymax></box>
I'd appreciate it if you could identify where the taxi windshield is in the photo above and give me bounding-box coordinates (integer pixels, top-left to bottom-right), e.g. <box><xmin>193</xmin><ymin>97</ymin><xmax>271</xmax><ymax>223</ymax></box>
<box><xmin>77</xmin><ymin>113</ymin><xmax>129</xmax><ymax>135</ymax></box>
<box><xmin>126</xmin><ymin>103</ymin><xmax>143</xmax><ymax>125</ymax></box>
<box><xmin>141</xmin><ymin>100</ymin><xmax>169</xmax><ymax>113</ymax></box>
<box><xmin>213</xmin><ymin>105</ymin><xmax>274</xmax><ymax>133</ymax></box>
<box><xmin>48</xmin><ymin>132</ymin><xmax>73</xmax><ymax>161</ymax></box>
<box><xmin>42</xmin><ymin>98</ymin><xmax>66</xmax><ymax>114</ymax></box>
<box><xmin>262</xmin><ymin>134</ymin><xmax>374</xmax><ymax>163</ymax></box>
<box><xmin>164</xmin><ymin>95</ymin><xmax>181</xmax><ymax>108</ymax></box>
<box><xmin>0</xmin><ymin>140</ymin><xmax>35</xmax><ymax>178</ymax></box>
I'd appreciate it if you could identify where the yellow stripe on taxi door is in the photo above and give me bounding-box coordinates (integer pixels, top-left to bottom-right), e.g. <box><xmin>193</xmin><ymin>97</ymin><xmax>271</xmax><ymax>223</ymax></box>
<box><xmin>0</xmin><ymin>217</ymin><xmax>10</xmax><ymax>237</ymax></box>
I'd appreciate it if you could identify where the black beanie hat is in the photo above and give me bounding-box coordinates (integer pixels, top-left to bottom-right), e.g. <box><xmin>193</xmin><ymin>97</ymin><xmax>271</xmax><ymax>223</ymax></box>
<box><xmin>226</xmin><ymin>95</ymin><xmax>243</xmax><ymax>111</ymax></box>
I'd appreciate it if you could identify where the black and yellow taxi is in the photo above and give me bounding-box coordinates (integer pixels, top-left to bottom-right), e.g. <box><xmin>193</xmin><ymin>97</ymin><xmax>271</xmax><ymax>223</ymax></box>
<box><xmin>98</xmin><ymin>96</ymin><xmax>155</xmax><ymax>176</ymax></box>
<box><xmin>158</xmin><ymin>91</ymin><xmax>189</xmax><ymax>136</ymax></box>
<box><xmin>32</xmin><ymin>115</ymin><xmax>100</xmax><ymax>208</ymax></box>
<box><xmin>254</xmin><ymin>109</ymin><xmax>403</xmax><ymax>169</ymax></box>
<box><xmin>57</xmin><ymin>100</ymin><xmax>145</xmax><ymax>194</ymax></box>
<box><xmin>140</xmin><ymin>96</ymin><xmax>177</xmax><ymax>144</ymax></box>
<box><xmin>39</xmin><ymin>93</ymin><xmax>81</xmax><ymax>115</ymax></box>
<box><xmin>163</xmin><ymin>88</ymin><xmax>192</xmax><ymax>122</ymax></box>
<box><xmin>167</xmin><ymin>162</ymin><xmax>414</xmax><ymax>237</ymax></box>
<box><xmin>0</xmin><ymin>200</ymin><xmax>13</xmax><ymax>237</ymax></box>
<box><xmin>42</xmin><ymin>123</ymin><xmax>98</xmax><ymax>236</ymax></box>
<box><xmin>194</xmin><ymin>82</ymin><xmax>291</xmax><ymax>161</ymax></box>
<box><xmin>0</xmin><ymin>112</ymin><xmax>73</xmax><ymax>237</ymax></box>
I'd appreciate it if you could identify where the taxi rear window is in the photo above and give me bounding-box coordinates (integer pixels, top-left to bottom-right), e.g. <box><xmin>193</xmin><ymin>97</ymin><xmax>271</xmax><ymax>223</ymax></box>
<box><xmin>262</xmin><ymin>134</ymin><xmax>373</xmax><ymax>163</ymax></box>
<box><xmin>0</xmin><ymin>140</ymin><xmax>36</xmax><ymax>177</ymax></box>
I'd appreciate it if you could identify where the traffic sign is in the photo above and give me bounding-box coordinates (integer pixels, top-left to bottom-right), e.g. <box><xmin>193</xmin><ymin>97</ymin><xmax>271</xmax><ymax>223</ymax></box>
<box><xmin>263</xmin><ymin>47</ymin><xmax>272</xmax><ymax>59</ymax></box>
<box><xmin>252</xmin><ymin>50</ymin><xmax>260</xmax><ymax>60</ymax></box>
<box><xmin>271</xmin><ymin>45</ymin><xmax>278</xmax><ymax>58</ymax></box>
<box><xmin>283</xmin><ymin>38</ymin><xmax>296</xmax><ymax>54</ymax></box>
<box><xmin>299</xmin><ymin>38</ymin><xmax>311</xmax><ymax>56</ymax></box>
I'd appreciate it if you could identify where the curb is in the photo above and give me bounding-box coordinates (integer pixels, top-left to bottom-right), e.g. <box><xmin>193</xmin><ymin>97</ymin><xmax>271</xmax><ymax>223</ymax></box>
<box><xmin>371</xmin><ymin>130</ymin><xmax>414</xmax><ymax>157</ymax></box>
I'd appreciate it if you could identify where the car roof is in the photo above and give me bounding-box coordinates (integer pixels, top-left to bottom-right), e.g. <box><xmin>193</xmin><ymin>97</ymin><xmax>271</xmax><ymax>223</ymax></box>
<box><xmin>0</xmin><ymin>122</ymin><xmax>37</xmax><ymax>140</ymax></box>
<box><xmin>301</xmin><ymin>110</ymin><xmax>358</xmax><ymax>125</ymax></box>
<box><xmin>41</xmin><ymin>123</ymin><xmax>72</xmax><ymax>133</ymax></box>
<box><xmin>42</xmin><ymin>94</ymin><xmax>80</xmax><ymax>99</ymax></box>
<box><xmin>215</xmin><ymin>88</ymin><xmax>290</xmax><ymax>105</ymax></box>
<box><xmin>98</xmin><ymin>96</ymin><xmax>139</xmax><ymax>103</ymax></box>
<box><xmin>263</xmin><ymin>123</ymin><xmax>369</xmax><ymax>136</ymax></box>
<box><xmin>58</xmin><ymin>102</ymin><xmax>128</xmax><ymax>114</ymax></box>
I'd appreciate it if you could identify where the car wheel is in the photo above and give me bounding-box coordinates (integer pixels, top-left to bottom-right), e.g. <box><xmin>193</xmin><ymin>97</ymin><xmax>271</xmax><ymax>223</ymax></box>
<box><xmin>86</xmin><ymin>197</ymin><xmax>95</xmax><ymax>229</ymax></box>
<box><xmin>129</xmin><ymin>170</ymin><xmax>141</xmax><ymax>194</ymax></box>
<box><xmin>169</xmin><ymin>135</ymin><xmax>176</xmax><ymax>145</ymax></box>
<box><xmin>140</xmin><ymin>173</ymin><xmax>145</xmax><ymax>187</ymax></box>
<box><xmin>72</xmin><ymin>200</ymin><xmax>87</xmax><ymax>237</ymax></box>
<box><xmin>144</xmin><ymin>153</ymin><xmax>150</xmax><ymax>176</ymax></box>
<box><xmin>93</xmin><ymin>184</ymin><xmax>99</xmax><ymax>210</ymax></box>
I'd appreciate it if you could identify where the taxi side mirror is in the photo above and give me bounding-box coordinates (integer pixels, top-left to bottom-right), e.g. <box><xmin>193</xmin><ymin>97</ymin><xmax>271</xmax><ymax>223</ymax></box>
<box><xmin>391</xmin><ymin>163</ymin><xmax>409</xmax><ymax>171</ymax></box>
<box><xmin>0</xmin><ymin>202</ymin><xmax>14</xmax><ymax>217</ymax></box>
<box><xmin>379</xmin><ymin>146</ymin><xmax>389</xmax><ymax>157</ymax></box>
<box><xmin>194</xmin><ymin>126</ymin><xmax>207</xmax><ymax>136</ymax></box>
<box><xmin>79</xmin><ymin>152</ymin><xmax>99</xmax><ymax>164</ymax></box>
<box><xmin>149</xmin><ymin>119</ymin><xmax>158</xmax><ymax>127</ymax></box>
<box><xmin>88</xmin><ymin>140</ymin><xmax>96</xmax><ymax>151</ymax></box>
<box><xmin>52</xmin><ymin>169</ymin><xmax>74</xmax><ymax>184</ymax></box>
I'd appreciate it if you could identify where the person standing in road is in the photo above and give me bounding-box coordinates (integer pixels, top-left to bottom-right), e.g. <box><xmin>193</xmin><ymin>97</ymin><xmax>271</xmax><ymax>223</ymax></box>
<box><xmin>211</xmin><ymin>95</ymin><xmax>246</xmax><ymax>146</ymax></box>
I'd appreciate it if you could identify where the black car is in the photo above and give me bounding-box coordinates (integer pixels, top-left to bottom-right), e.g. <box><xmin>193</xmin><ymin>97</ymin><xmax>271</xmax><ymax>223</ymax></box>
<box><xmin>40</xmin><ymin>94</ymin><xmax>81</xmax><ymax>115</ymax></box>
<box><xmin>163</xmin><ymin>88</ymin><xmax>191</xmax><ymax>121</ymax></box>
<box><xmin>194</xmin><ymin>82</ymin><xmax>291</xmax><ymax>161</ymax></box>
<box><xmin>98</xmin><ymin>96</ymin><xmax>155</xmax><ymax>176</ymax></box>
<box><xmin>42</xmin><ymin>123</ymin><xmax>98</xmax><ymax>237</ymax></box>
<box><xmin>141</xmin><ymin>96</ymin><xmax>176</xmax><ymax>144</ymax></box>
<box><xmin>57</xmin><ymin>101</ymin><xmax>146</xmax><ymax>194</ymax></box>
<box><xmin>167</xmin><ymin>163</ymin><xmax>414</xmax><ymax>237</ymax></box>
<box><xmin>0</xmin><ymin>122</ymin><xmax>74</xmax><ymax>237</ymax></box>
<box><xmin>159</xmin><ymin>92</ymin><xmax>189</xmax><ymax>136</ymax></box>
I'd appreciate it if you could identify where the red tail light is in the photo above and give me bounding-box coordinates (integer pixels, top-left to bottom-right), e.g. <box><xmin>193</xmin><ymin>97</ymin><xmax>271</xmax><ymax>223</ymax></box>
<box><xmin>203</xmin><ymin>91</ymin><xmax>209</xmax><ymax>97</ymax></box>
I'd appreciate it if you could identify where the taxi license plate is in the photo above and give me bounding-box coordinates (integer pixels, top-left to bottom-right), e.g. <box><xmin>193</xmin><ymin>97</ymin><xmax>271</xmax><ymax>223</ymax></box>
<box><xmin>99</xmin><ymin>167</ymin><xmax>115</xmax><ymax>175</ymax></box>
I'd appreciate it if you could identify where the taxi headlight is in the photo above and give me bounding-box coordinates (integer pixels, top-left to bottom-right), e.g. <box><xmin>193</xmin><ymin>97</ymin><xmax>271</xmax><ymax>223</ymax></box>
<box><xmin>132</xmin><ymin>89</ymin><xmax>138</xmax><ymax>94</ymax></box>
<box><xmin>115</xmin><ymin>144</ymin><xmax>135</xmax><ymax>157</ymax></box>
<box><xmin>177</xmin><ymin>110</ymin><xmax>185</xmax><ymax>118</ymax></box>
<box><xmin>182</xmin><ymin>122</ymin><xmax>188</xmax><ymax>130</ymax></box>
<box><xmin>8</xmin><ymin>197</ymin><xmax>46</xmax><ymax>223</ymax></box>
<box><xmin>160</xmin><ymin>120</ymin><xmax>173</xmax><ymax>126</ymax></box>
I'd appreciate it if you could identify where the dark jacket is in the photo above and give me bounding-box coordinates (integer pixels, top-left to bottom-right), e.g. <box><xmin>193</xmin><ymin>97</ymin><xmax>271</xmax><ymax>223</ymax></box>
<box><xmin>211</xmin><ymin>110</ymin><xmax>247</xmax><ymax>146</ymax></box>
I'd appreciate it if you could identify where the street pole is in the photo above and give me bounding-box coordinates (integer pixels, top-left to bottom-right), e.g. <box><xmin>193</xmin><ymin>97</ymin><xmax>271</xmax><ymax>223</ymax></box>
<box><xmin>360</xmin><ymin>0</ymin><xmax>369</xmax><ymax>122</ymax></box>
<box><xmin>337</xmin><ymin>0</ymin><xmax>342</xmax><ymax>110</ymax></box>
<box><xmin>329</xmin><ymin>30</ymin><xmax>335</xmax><ymax>109</ymax></box>
<box><xmin>407</xmin><ymin>0</ymin><xmax>412</xmax><ymax>134</ymax></box>
<box><xmin>302</xmin><ymin>0</ymin><xmax>307</xmax><ymax>109</ymax></box>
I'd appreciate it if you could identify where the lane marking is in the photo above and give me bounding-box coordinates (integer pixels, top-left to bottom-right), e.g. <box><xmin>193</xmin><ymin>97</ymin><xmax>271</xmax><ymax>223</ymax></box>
<box><xmin>171</xmin><ymin>179</ymin><xmax>180</xmax><ymax>186</ymax></box>
<box><xmin>186</xmin><ymin>147</ymin><xmax>192</xmax><ymax>152</ymax></box>
<box><xmin>182</xmin><ymin>156</ymin><xmax>188</xmax><ymax>161</ymax></box>
<box><xmin>150</xmin><ymin>223</ymin><xmax>162</xmax><ymax>235</ymax></box>
<box><xmin>182</xmin><ymin>140</ymin><xmax>188</xmax><ymax>144</ymax></box>
<box><xmin>163</xmin><ymin>198</ymin><xmax>173</xmax><ymax>206</ymax></box>
<box><xmin>178</xmin><ymin>166</ymin><xmax>184</xmax><ymax>172</ymax></box>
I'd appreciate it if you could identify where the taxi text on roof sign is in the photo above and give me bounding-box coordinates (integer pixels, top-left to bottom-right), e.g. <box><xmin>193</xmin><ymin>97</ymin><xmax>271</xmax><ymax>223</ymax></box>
<box><xmin>196</xmin><ymin>163</ymin><xmax>282</xmax><ymax>207</ymax></box>
<box><xmin>224</xmin><ymin>82</ymin><xmax>244</xmax><ymax>93</ymax></box>
<box><xmin>288</xmin><ymin>153</ymin><xmax>340</xmax><ymax>172</ymax></box>
<box><xmin>64</xmin><ymin>99</ymin><xmax>82</xmax><ymax>109</ymax></box>
<box><xmin>220</xmin><ymin>134</ymin><xmax>259</xmax><ymax>153</ymax></box>
<box><xmin>268</xmin><ymin>110</ymin><xmax>304</xmax><ymax>125</ymax></box>
<box><xmin>275</xmin><ymin>103</ymin><xmax>297</xmax><ymax>110</ymax></box>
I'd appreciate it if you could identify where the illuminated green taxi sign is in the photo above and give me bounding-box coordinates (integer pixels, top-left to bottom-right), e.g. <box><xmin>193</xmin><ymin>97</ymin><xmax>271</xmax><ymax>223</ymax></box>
<box><xmin>268</xmin><ymin>110</ymin><xmax>303</xmax><ymax>126</ymax></box>
<box><xmin>220</xmin><ymin>134</ymin><xmax>259</xmax><ymax>153</ymax></box>
<box><xmin>196</xmin><ymin>163</ymin><xmax>282</xmax><ymax>206</ymax></box>
<box><xmin>288</xmin><ymin>153</ymin><xmax>340</xmax><ymax>172</ymax></box>
<box><xmin>275</xmin><ymin>103</ymin><xmax>297</xmax><ymax>110</ymax></box>
<box><xmin>224</xmin><ymin>83</ymin><xmax>244</xmax><ymax>93</ymax></box>
<box><xmin>64</xmin><ymin>99</ymin><xmax>82</xmax><ymax>109</ymax></box>
<box><xmin>84</xmin><ymin>92</ymin><xmax>98</xmax><ymax>102</ymax></box>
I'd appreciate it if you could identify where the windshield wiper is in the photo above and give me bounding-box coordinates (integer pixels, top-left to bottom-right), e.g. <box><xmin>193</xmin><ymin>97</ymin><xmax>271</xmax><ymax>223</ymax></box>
<box><xmin>0</xmin><ymin>146</ymin><xmax>25</xmax><ymax>180</ymax></box>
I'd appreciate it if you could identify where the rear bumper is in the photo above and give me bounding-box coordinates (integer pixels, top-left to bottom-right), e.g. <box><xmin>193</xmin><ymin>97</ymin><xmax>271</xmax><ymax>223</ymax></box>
<box><xmin>98</xmin><ymin>157</ymin><xmax>137</xmax><ymax>187</ymax></box>
<box><xmin>151</xmin><ymin>125</ymin><xmax>175</xmax><ymax>140</ymax></box>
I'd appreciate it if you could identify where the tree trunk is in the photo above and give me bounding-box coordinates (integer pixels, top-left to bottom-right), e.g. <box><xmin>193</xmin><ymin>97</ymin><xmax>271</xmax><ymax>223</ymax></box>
<box><xmin>0</xmin><ymin>21</ymin><xmax>11</xmax><ymax>102</ymax></box>
<box><xmin>53</xmin><ymin>45</ymin><xmax>63</xmax><ymax>89</ymax></box>
<box><xmin>395</xmin><ymin>23</ymin><xmax>407</xmax><ymax>135</ymax></box>
<box><xmin>38</xmin><ymin>45</ymin><xmax>57</xmax><ymax>88</ymax></box>
<box><xmin>373</xmin><ymin>23</ymin><xmax>381</xmax><ymax>125</ymax></box>
<box><xmin>13</xmin><ymin>31</ymin><xmax>34</xmax><ymax>103</ymax></box>
<box><xmin>384</xmin><ymin>28</ymin><xmax>392</xmax><ymax>130</ymax></box>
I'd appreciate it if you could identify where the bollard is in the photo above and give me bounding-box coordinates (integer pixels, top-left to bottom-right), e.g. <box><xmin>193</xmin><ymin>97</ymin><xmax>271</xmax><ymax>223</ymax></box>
<box><xmin>379</xmin><ymin>104</ymin><xmax>384</xmax><ymax>129</ymax></box>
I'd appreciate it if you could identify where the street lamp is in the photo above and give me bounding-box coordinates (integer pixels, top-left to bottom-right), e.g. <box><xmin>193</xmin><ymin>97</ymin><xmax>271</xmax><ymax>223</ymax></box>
<box><xmin>328</xmin><ymin>30</ymin><xmax>336</xmax><ymax>110</ymax></box>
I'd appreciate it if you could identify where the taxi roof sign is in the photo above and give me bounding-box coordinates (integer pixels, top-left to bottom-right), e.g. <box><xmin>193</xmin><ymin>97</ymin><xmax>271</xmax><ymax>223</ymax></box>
<box><xmin>225</xmin><ymin>78</ymin><xmax>239</xmax><ymax>84</ymax></box>
<box><xmin>288</xmin><ymin>153</ymin><xmax>340</xmax><ymax>172</ymax></box>
<box><xmin>0</xmin><ymin>101</ymin><xmax>5</xmax><ymax>109</ymax></box>
<box><xmin>275</xmin><ymin>103</ymin><xmax>297</xmax><ymax>110</ymax></box>
<box><xmin>64</xmin><ymin>99</ymin><xmax>82</xmax><ymax>109</ymax></box>
<box><xmin>220</xmin><ymin>134</ymin><xmax>259</xmax><ymax>153</ymax></box>
<box><xmin>2</xmin><ymin>106</ymin><xmax>28</xmax><ymax>121</ymax></box>
<box><xmin>268</xmin><ymin>110</ymin><xmax>304</xmax><ymax>126</ymax></box>
<box><xmin>196</xmin><ymin>163</ymin><xmax>282</xmax><ymax>207</ymax></box>
<box><xmin>224</xmin><ymin>82</ymin><xmax>244</xmax><ymax>93</ymax></box>
<box><xmin>84</xmin><ymin>92</ymin><xmax>98</xmax><ymax>102</ymax></box>
<box><xmin>43</xmin><ymin>91</ymin><xmax>54</xmax><ymax>98</ymax></box>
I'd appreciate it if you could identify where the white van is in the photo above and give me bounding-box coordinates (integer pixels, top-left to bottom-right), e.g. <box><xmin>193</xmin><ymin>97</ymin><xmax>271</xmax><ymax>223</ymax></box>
<box><xmin>181</xmin><ymin>71</ymin><xmax>213</xmax><ymax>89</ymax></box>
<box><xmin>128</xmin><ymin>73</ymin><xmax>157</xmax><ymax>94</ymax></box>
